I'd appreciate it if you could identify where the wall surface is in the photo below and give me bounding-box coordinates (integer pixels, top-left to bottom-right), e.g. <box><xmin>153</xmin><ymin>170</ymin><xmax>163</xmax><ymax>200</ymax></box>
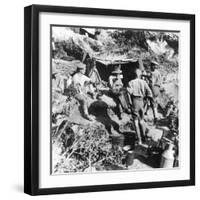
<box><xmin>0</xmin><ymin>0</ymin><xmax>199</xmax><ymax>199</ymax></box>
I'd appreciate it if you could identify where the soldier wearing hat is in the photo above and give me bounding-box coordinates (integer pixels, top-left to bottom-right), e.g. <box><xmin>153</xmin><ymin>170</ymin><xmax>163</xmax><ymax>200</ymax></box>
<box><xmin>107</xmin><ymin>65</ymin><xmax>131</xmax><ymax>120</ymax></box>
<box><xmin>72</xmin><ymin>62</ymin><xmax>96</xmax><ymax>121</ymax></box>
<box><xmin>108</xmin><ymin>65</ymin><xmax>123</xmax><ymax>90</ymax></box>
<box><xmin>150</xmin><ymin>61</ymin><xmax>162</xmax><ymax>93</ymax></box>
<box><xmin>127</xmin><ymin>68</ymin><xmax>153</xmax><ymax>145</ymax></box>
<box><xmin>107</xmin><ymin>65</ymin><xmax>124</xmax><ymax>119</ymax></box>
<box><xmin>149</xmin><ymin>60</ymin><xmax>162</xmax><ymax>120</ymax></box>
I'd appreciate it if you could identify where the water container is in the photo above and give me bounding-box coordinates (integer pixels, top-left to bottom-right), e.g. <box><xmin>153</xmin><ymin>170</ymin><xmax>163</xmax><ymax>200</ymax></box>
<box><xmin>126</xmin><ymin>150</ymin><xmax>135</xmax><ymax>166</ymax></box>
<box><xmin>160</xmin><ymin>143</ymin><xmax>175</xmax><ymax>168</ymax></box>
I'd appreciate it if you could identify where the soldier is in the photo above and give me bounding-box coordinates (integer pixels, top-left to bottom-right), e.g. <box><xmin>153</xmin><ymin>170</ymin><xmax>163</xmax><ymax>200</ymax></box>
<box><xmin>108</xmin><ymin>65</ymin><xmax>123</xmax><ymax>89</ymax></box>
<box><xmin>150</xmin><ymin>61</ymin><xmax>162</xmax><ymax>97</ymax></box>
<box><xmin>108</xmin><ymin>65</ymin><xmax>132</xmax><ymax>120</ymax></box>
<box><xmin>127</xmin><ymin>68</ymin><xmax>153</xmax><ymax>145</ymax></box>
<box><xmin>72</xmin><ymin>62</ymin><xmax>96</xmax><ymax>121</ymax></box>
<box><xmin>149</xmin><ymin>61</ymin><xmax>162</xmax><ymax>120</ymax></box>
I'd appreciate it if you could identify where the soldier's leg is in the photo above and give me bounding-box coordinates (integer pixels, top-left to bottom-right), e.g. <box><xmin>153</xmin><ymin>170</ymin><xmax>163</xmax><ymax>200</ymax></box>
<box><xmin>75</xmin><ymin>94</ymin><xmax>94</xmax><ymax>121</ymax></box>
<box><xmin>132</xmin><ymin>98</ymin><xmax>143</xmax><ymax>144</ymax></box>
<box><xmin>82</xmin><ymin>98</ymin><xmax>95</xmax><ymax>121</ymax></box>
<box><xmin>138</xmin><ymin>99</ymin><xmax>147</xmax><ymax>143</ymax></box>
<box><xmin>139</xmin><ymin>119</ymin><xmax>146</xmax><ymax>142</ymax></box>
<box><xmin>134</xmin><ymin>119</ymin><xmax>142</xmax><ymax>144</ymax></box>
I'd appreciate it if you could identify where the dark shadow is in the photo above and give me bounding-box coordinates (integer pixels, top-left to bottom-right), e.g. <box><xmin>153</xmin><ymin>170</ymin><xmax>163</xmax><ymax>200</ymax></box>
<box><xmin>121</xmin><ymin>131</ymin><xmax>136</xmax><ymax>149</ymax></box>
<box><xmin>155</xmin><ymin>117</ymin><xmax>169</xmax><ymax>127</ymax></box>
<box><xmin>134</xmin><ymin>146</ymin><xmax>163</xmax><ymax>168</ymax></box>
<box><xmin>95</xmin><ymin>60</ymin><xmax>139</xmax><ymax>86</ymax></box>
<box><xmin>100</xmin><ymin>90</ymin><xmax>122</xmax><ymax>120</ymax></box>
<box><xmin>101</xmin><ymin>89</ymin><xmax>131</xmax><ymax>120</ymax></box>
<box><xmin>88</xmin><ymin>100</ymin><xmax>120</xmax><ymax>134</ymax></box>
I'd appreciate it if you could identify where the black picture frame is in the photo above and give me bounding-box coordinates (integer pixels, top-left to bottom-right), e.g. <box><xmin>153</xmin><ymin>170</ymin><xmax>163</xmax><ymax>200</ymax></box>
<box><xmin>24</xmin><ymin>4</ymin><xmax>195</xmax><ymax>196</ymax></box>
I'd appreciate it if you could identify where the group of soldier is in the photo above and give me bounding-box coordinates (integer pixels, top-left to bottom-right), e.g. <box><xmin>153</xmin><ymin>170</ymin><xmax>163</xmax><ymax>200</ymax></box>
<box><xmin>72</xmin><ymin>59</ymin><xmax>161</xmax><ymax>145</ymax></box>
<box><xmin>54</xmin><ymin>59</ymin><xmax>162</xmax><ymax>145</ymax></box>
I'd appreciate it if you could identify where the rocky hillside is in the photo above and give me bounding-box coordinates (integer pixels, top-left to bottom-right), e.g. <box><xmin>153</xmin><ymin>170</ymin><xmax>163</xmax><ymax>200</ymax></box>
<box><xmin>53</xmin><ymin>27</ymin><xmax>178</xmax><ymax>71</ymax></box>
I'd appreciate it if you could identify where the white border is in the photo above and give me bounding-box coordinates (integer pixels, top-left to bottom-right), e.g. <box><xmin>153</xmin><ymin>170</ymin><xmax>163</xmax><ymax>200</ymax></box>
<box><xmin>39</xmin><ymin>12</ymin><xmax>190</xmax><ymax>188</ymax></box>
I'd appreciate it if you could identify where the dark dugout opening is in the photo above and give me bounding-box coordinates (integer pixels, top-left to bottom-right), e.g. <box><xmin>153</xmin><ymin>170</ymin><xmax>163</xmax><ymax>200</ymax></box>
<box><xmin>95</xmin><ymin>60</ymin><xmax>140</xmax><ymax>86</ymax></box>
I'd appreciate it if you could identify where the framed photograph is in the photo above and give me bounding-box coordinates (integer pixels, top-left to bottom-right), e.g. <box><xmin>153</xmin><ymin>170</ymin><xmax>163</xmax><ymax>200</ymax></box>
<box><xmin>24</xmin><ymin>4</ymin><xmax>195</xmax><ymax>195</ymax></box>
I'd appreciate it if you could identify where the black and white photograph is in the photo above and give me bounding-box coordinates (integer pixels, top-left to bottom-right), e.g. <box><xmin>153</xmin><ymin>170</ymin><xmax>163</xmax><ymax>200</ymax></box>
<box><xmin>23</xmin><ymin>4</ymin><xmax>195</xmax><ymax>195</ymax></box>
<box><xmin>51</xmin><ymin>26</ymin><xmax>179</xmax><ymax>174</ymax></box>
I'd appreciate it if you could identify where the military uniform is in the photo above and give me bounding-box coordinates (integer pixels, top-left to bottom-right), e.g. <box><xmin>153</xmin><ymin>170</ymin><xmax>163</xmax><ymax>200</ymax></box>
<box><xmin>108</xmin><ymin>66</ymin><xmax>126</xmax><ymax>119</ymax></box>
<box><xmin>71</xmin><ymin>63</ymin><xmax>95</xmax><ymax>121</ymax></box>
<box><xmin>151</xmin><ymin>69</ymin><xmax>162</xmax><ymax>97</ymax></box>
<box><xmin>127</xmin><ymin>77</ymin><xmax>153</xmax><ymax>144</ymax></box>
<box><xmin>127</xmin><ymin>78</ymin><xmax>153</xmax><ymax>119</ymax></box>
